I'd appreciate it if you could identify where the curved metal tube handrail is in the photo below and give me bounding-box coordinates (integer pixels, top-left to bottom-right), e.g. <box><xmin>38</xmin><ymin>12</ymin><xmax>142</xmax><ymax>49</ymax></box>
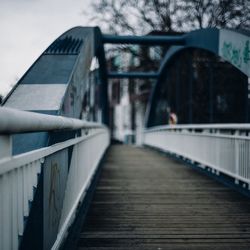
<box><xmin>0</xmin><ymin>107</ymin><xmax>105</xmax><ymax>134</ymax></box>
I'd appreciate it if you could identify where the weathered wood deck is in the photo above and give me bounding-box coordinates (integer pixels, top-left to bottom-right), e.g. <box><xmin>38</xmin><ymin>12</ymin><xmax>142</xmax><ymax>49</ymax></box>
<box><xmin>77</xmin><ymin>145</ymin><xmax>250</xmax><ymax>249</ymax></box>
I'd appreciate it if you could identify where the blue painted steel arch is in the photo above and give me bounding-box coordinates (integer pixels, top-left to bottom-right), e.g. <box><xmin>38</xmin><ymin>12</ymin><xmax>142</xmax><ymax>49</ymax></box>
<box><xmin>146</xmin><ymin>28</ymin><xmax>250</xmax><ymax>127</ymax></box>
<box><xmin>3</xmin><ymin>26</ymin><xmax>109</xmax><ymax>154</ymax></box>
<box><xmin>2</xmin><ymin>26</ymin><xmax>109</xmax><ymax>250</ymax></box>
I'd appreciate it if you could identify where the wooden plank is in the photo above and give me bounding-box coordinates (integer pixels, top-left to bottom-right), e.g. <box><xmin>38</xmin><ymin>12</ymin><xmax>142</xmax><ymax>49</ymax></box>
<box><xmin>77</xmin><ymin>145</ymin><xmax>250</xmax><ymax>249</ymax></box>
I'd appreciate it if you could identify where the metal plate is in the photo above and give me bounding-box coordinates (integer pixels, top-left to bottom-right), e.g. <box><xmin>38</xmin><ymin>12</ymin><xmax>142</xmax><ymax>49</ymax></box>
<box><xmin>5</xmin><ymin>84</ymin><xmax>67</xmax><ymax>110</ymax></box>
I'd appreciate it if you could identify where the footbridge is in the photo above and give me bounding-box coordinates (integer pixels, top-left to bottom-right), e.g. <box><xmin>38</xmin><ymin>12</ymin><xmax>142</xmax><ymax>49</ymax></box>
<box><xmin>1</xmin><ymin>27</ymin><xmax>250</xmax><ymax>250</ymax></box>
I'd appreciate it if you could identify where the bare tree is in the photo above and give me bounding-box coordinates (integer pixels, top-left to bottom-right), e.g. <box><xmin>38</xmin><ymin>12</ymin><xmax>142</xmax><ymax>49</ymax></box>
<box><xmin>89</xmin><ymin>0</ymin><xmax>250</xmax><ymax>34</ymax></box>
<box><xmin>89</xmin><ymin>0</ymin><xmax>175</xmax><ymax>34</ymax></box>
<box><xmin>177</xmin><ymin>0</ymin><xmax>250</xmax><ymax>31</ymax></box>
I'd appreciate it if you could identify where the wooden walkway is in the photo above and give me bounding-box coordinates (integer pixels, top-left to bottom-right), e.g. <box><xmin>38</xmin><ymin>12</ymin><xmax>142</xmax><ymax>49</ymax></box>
<box><xmin>77</xmin><ymin>145</ymin><xmax>250</xmax><ymax>249</ymax></box>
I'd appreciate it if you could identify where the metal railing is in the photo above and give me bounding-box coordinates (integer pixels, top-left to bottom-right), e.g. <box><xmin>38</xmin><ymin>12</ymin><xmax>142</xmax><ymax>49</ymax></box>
<box><xmin>144</xmin><ymin>124</ymin><xmax>250</xmax><ymax>187</ymax></box>
<box><xmin>0</xmin><ymin>107</ymin><xmax>110</xmax><ymax>250</ymax></box>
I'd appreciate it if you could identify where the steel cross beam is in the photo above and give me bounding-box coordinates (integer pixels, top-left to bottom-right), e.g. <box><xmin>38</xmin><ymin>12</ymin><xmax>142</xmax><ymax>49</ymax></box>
<box><xmin>108</xmin><ymin>72</ymin><xmax>159</xmax><ymax>79</ymax></box>
<box><xmin>102</xmin><ymin>34</ymin><xmax>185</xmax><ymax>45</ymax></box>
<box><xmin>103</xmin><ymin>34</ymin><xmax>185</xmax><ymax>80</ymax></box>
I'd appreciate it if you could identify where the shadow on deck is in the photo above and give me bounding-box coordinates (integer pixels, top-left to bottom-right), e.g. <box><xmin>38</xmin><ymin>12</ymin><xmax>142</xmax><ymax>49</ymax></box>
<box><xmin>77</xmin><ymin>145</ymin><xmax>250</xmax><ymax>249</ymax></box>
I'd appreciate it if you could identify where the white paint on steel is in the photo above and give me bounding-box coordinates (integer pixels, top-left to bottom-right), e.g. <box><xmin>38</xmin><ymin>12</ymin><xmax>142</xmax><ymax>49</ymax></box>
<box><xmin>0</xmin><ymin>112</ymin><xmax>109</xmax><ymax>250</ymax></box>
<box><xmin>0</xmin><ymin>136</ymin><xmax>12</xmax><ymax>158</ymax></box>
<box><xmin>4</xmin><ymin>84</ymin><xmax>68</xmax><ymax>110</ymax></box>
<box><xmin>144</xmin><ymin>125</ymin><xmax>250</xmax><ymax>185</ymax></box>
<box><xmin>0</xmin><ymin>160</ymin><xmax>42</xmax><ymax>250</ymax></box>
<box><xmin>146</xmin><ymin>123</ymin><xmax>250</xmax><ymax>131</ymax></box>
<box><xmin>0</xmin><ymin>130</ymin><xmax>106</xmax><ymax>176</ymax></box>
<box><xmin>51</xmin><ymin>131</ymin><xmax>110</xmax><ymax>250</ymax></box>
<box><xmin>0</xmin><ymin>107</ymin><xmax>104</xmax><ymax>134</ymax></box>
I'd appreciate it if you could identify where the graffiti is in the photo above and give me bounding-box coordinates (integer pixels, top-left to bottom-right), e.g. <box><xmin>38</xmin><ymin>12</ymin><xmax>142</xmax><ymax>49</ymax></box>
<box><xmin>232</xmin><ymin>47</ymin><xmax>242</xmax><ymax>67</ymax></box>
<box><xmin>221</xmin><ymin>42</ymin><xmax>232</xmax><ymax>61</ymax></box>
<box><xmin>221</xmin><ymin>40</ymin><xmax>250</xmax><ymax>70</ymax></box>
<box><xmin>222</xmin><ymin>41</ymin><xmax>241</xmax><ymax>68</ymax></box>
<box><xmin>49</xmin><ymin>161</ymin><xmax>60</xmax><ymax>226</ymax></box>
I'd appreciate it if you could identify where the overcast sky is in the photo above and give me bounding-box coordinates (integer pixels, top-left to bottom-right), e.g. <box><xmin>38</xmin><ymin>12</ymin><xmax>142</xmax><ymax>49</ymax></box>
<box><xmin>0</xmin><ymin>0</ymin><xmax>95</xmax><ymax>96</ymax></box>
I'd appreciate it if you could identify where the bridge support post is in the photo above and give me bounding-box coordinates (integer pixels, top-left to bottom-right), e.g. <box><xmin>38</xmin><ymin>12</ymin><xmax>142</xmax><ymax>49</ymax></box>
<box><xmin>0</xmin><ymin>135</ymin><xmax>12</xmax><ymax>158</ymax></box>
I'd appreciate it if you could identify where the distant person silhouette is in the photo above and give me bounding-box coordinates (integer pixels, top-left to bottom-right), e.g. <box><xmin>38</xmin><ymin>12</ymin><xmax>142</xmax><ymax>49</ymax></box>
<box><xmin>169</xmin><ymin>112</ymin><xmax>177</xmax><ymax>125</ymax></box>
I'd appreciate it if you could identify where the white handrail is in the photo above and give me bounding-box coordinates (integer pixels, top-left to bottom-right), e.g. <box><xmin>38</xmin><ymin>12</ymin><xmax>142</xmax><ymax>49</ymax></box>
<box><xmin>0</xmin><ymin>107</ymin><xmax>103</xmax><ymax>134</ymax></box>
<box><xmin>0</xmin><ymin>106</ymin><xmax>110</xmax><ymax>250</ymax></box>
<box><xmin>0</xmin><ymin>123</ymin><xmax>109</xmax><ymax>250</ymax></box>
<box><xmin>145</xmin><ymin>123</ymin><xmax>250</xmax><ymax>132</ymax></box>
<box><xmin>144</xmin><ymin>125</ymin><xmax>250</xmax><ymax>186</ymax></box>
<box><xmin>0</xmin><ymin>131</ymin><xmax>105</xmax><ymax>176</ymax></box>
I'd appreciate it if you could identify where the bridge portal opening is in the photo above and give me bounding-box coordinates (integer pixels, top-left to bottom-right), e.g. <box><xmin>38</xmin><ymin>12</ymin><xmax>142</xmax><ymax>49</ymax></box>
<box><xmin>150</xmin><ymin>48</ymin><xmax>248</xmax><ymax>127</ymax></box>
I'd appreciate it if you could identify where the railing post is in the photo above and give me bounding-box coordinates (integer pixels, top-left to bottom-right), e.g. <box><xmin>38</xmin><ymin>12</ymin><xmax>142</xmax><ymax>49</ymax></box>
<box><xmin>0</xmin><ymin>135</ymin><xmax>12</xmax><ymax>158</ymax></box>
<box><xmin>234</xmin><ymin>130</ymin><xmax>239</xmax><ymax>184</ymax></box>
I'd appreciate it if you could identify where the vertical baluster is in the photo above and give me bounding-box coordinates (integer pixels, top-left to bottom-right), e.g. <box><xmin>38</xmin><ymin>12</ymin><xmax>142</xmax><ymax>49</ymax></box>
<box><xmin>225</xmin><ymin>138</ymin><xmax>227</xmax><ymax>172</ymax></box>
<box><xmin>87</xmin><ymin>139</ymin><xmax>90</xmax><ymax>179</ymax></box>
<box><xmin>76</xmin><ymin>144</ymin><xmax>80</xmax><ymax>210</ymax></box>
<box><xmin>217</xmin><ymin>133</ymin><xmax>220</xmax><ymax>169</ymax></box>
<box><xmin>28</xmin><ymin>163</ymin><xmax>33</xmax><ymax>202</ymax></box>
<box><xmin>210</xmin><ymin>136</ymin><xmax>213</xmax><ymax>167</ymax></box>
<box><xmin>244</xmin><ymin>140</ymin><xmax>246</xmax><ymax>180</ymax></box>
<box><xmin>35</xmin><ymin>161</ymin><xmax>41</xmax><ymax>187</ymax></box>
<box><xmin>248</xmin><ymin>141</ymin><xmax>250</xmax><ymax>180</ymax></box>
<box><xmin>37</xmin><ymin>159</ymin><xmax>43</xmax><ymax>185</ymax></box>
<box><xmin>241</xmin><ymin>140</ymin><xmax>244</xmax><ymax>179</ymax></box>
<box><xmin>235</xmin><ymin>137</ymin><xmax>239</xmax><ymax>183</ymax></box>
<box><xmin>0</xmin><ymin>176</ymin><xmax>3</xmax><ymax>250</ymax></box>
<box><xmin>229</xmin><ymin>138</ymin><xmax>232</xmax><ymax>172</ymax></box>
<box><xmin>12</xmin><ymin>170</ymin><xmax>18</xmax><ymax>250</ymax></box>
<box><xmin>244</xmin><ymin>139</ymin><xmax>246</xmax><ymax>180</ymax></box>
<box><xmin>23</xmin><ymin>165</ymin><xmax>29</xmax><ymax>217</ymax></box>
<box><xmin>245</xmin><ymin>139</ymin><xmax>248</xmax><ymax>180</ymax></box>
<box><xmin>88</xmin><ymin>138</ymin><xmax>91</xmax><ymax>174</ymax></box>
<box><xmin>17</xmin><ymin>167</ymin><xmax>24</xmax><ymax>237</ymax></box>
<box><xmin>94</xmin><ymin>135</ymin><xmax>97</xmax><ymax>165</ymax></box>
<box><xmin>38</xmin><ymin>158</ymin><xmax>43</xmax><ymax>173</ymax></box>
<box><xmin>78</xmin><ymin>143</ymin><xmax>82</xmax><ymax>192</ymax></box>
<box><xmin>244</xmin><ymin>137</ymin><xmax>247</xmax><ymax>180</ymax></box>
<box><xmin>239</xmin><ymin>140</ymin><xmax>242</xmax><ymax>179</ymax></box>
<box><xmin>32</xmin><ymin>161</ymin><xmax>37</xmax><ymax>189</ymax></box>
<box><xmin>3</xmin><ymin>173</ymin><xmax>11</xmax><ymax>250</ymax></box>
<box><xmin>74</xmin><ymin>145</ymin><xmax>78</xmax><ymax>206</ymax></box>
<box><xmin>242</xmin><ymin>139</ymin><xmax>245</xmax><ymax>179</ymax></box>
<box><xmin>232</xmin><ymin>138</ymin><xmax>235</xmax><ymax>173</ymax></box>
